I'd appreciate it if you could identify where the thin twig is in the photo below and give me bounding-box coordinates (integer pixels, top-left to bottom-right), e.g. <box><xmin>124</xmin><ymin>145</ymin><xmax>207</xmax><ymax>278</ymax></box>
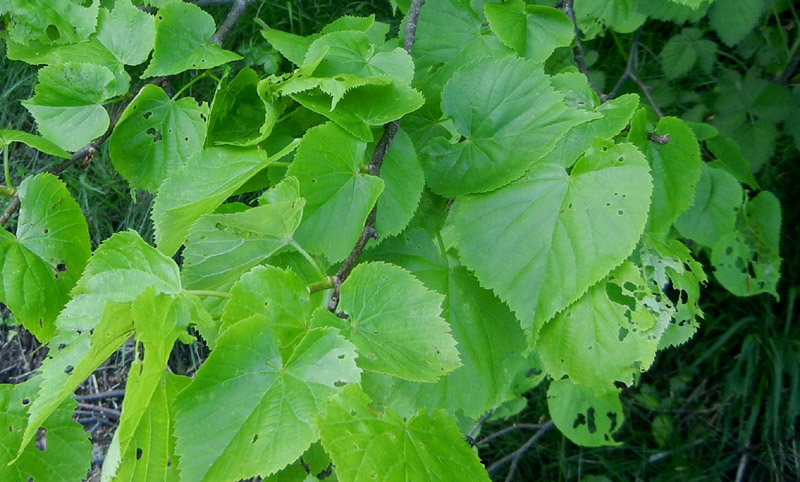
<box><xmin>467</xmin><ymin>410</ymin><xmax>495</xmax><ymax>440</ymax></box>
<box><xmin>563</xmin><ymin>0</ymin><xmax>606</xmax><ymax>101</ymax></box>
<box><xmin>74</xmin><ymin>389</ymin><xmax>126</xmax><ymax>402</ymax></box>
<box><xmin>210</xmin><ymin>0</ymin><xmax>255</xmax><ymax>46</ymax></box>
<box><xmin>777</xmin><ymin>44</ymin><xmax>800</xmax><ymax>84</ymax></box>
<box><xmin>476</xmin><ymin>423</ymin><xmax>547</xmax><ymax>447</ymax></box>
<box><xmin>326</xmin><ymin>0</ymin><xmax>426</xmax><ymax>313</ymax></box>
<box><xmin>606</xmin><ymin>29</ymin><xmax>663</xmax><ymax>117</ymax></box>
<box><xmin>486</xmin><ymin>420</ymin><xmax>554</xmax><ymax>479</ymax></box>
<box><xmin>76</xmin><ymin>402</ymin><xmax>121</xmax><ymax>419</ymax></box>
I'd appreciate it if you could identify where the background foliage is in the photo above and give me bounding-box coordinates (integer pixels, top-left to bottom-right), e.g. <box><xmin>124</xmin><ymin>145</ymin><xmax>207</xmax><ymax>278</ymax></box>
<box><xmin>0</xmin><ymin>0</ymin><xmax>797</xmax><ymax>481</ymax></box>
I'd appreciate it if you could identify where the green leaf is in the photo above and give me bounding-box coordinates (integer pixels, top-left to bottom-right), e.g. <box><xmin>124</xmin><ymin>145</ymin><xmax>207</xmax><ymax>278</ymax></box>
<box><xmin>675</xmin><ymin>164</ymin><xmax>743</xmax><ymax>248</ymax></box>
<box><xmin>0</xmin><ymin>0</ymin><xmax>98</xmax><ymax>45</ymax></box>
<box><xmin>639</xmin><ymin>1</ymin><xmax>711</xmax><ymax>23</ymax></box>
<box><xmin>94</xmin><ymin>0</ymin><xmax>156</xmax><ymax>66</ymax></box>
<box><xmin>0</xmin><ymin>173</ymin><xmax>90</xmax><ymax>341</ymax></box>
<box><xmin>174</xmin><ymin>322</ymin><xmax>359</xmax><ymax>481</ymax></box>
<box><xmin>706</xmin><ymin>134</ymin><xmax>759</xmax><ymax>188</ymax></box>
<box><xmin>450</xmin><ymin>142</ymin><xmax>652</xmax><ymax>337</ymax></box>
<box><xmin>207</xmin><ymin>68</ymin><xmax>282</xmax><ymax>147</ymax></box>
<box><xmin>574</xmin><ymin>0</ymin><xmax>646</xmax><ymax>38</ymax></box>
<box><xmin>261</xmin><ymin>27</ymin><xmax>315</xmax><ymax>66</ymax></box>
<box><xmin>0</xmin><ymin>129</ymin><xmax>70</xmax><ymax>158</ymax></box>
<box><xmin>485</xmin><ymin>2</ymin><xmax>574</xmax><ymax>63</ymax></box>
<box><xmin>317</xmin><ymin>384</ymin><xmax>490</xmax><ymax>482</ymax></box>
<box><xmin>629</xmin><ymin>116</ymin><xmax>702</xmax><ymax>235</ymax></box>
<box><xmin>181</xmin><ymin>197</ymin><xmax>305</xmax><ymax>292</ymax></box>
<box><xmin>422</xmin><ymin>56</ymin><xmax>593</xmax><ymax>197</ymax></box>
<box><xmin>153</xmin><ymin>143</ymin><xmax>298</xmax><ymax>256</ymax></box>
<box><xmin>711</xmin><ymin>191</ymin><xmax>781</xmax><ymax>298</ymax></box>
<box><xmin>538</xmin><ymin>261</ymin><xmax>662</xmax><ymax>395</ymax></box>
<box><xmin>0</xmin><ymin>381</ymin><xmax>91</xmax><ymax>482</ymax></box>
<box><xmin>220</xmin><ymin>265</ymin><xmax>318</xmax><ymax>353</ymax></box>
<box><xmin>286</xmin><ymin>123</ymin><xmax>384</xmax><ymax>262</ymax></box>
<box><xmin>547</xmin><ymin>378</ymin><xmax>624</xmax><ymax>447</ymax></box>
<box><xmin>305</xmin><ymin>31</ymin><xmax>415</xmax><ymax>85</ymax></box>
<box><xmin>22</xmin><ymin>62</ymin><xmax>114</xmax><ymax>151</ymax></box>
<box><xmin>413</xmin><ymin>0</ymin><xmax>483</xmax><ymax>74</ymax></box>
<box><xmin>102</xmin><ymin>373</ymin><xmax>189</xmax><ymax>482</ymax></box>
<box><xmin>660</xmin><ymin>28</ymin><xmax>718</xmax><ymax>79</ymax></box>
<box><xmin>709</xmin><ymin>0</ymin><xmax>765</xmax><ymax>46</ymax></box>
<box><xmin>101</xmin><ymin>291</ymin><xmax>191</xmax><ymax>482</ymax></box>
<box><xmin>142</xmin><ymin>2</ymin><xmax>242</xmax><ymax>77</ymax></box>
<box><xmin>316</xmin><ymin>261</ymin><xmax>460</xmax><ymax>381</ymax></box>
<box><xmin>374</xmin><ymin>128</ymin><xmax>424</xmax><ymax>239</ymax></box>
<box><xmin>362</xmin><ymin>227</ymin><xmax>530</xmax><ymax>418</ymax></box>
<box><xmin>109</xmin><ymin>84</ymin><xmax>210</xmax><ymax>192</ymax></box>
<box><xmin>639</xmin><ymin>237</ymin><xmax>707</xmax><ymax>349</ymax></box>
<box><xmin>291</xmin><ymin>82</ymin><xmax>424</xmax><ymax>142</ymax></box>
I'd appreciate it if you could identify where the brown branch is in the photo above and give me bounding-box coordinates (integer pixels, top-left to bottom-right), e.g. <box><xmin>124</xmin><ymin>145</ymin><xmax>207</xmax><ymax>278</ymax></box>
<box><xmin>475</xmin><ymin>423</ymin><xmax>548</xmax><ymax>447</ymax></box>
<box><xmin>1</xmin><ymin>1</ymin><xmax>253</xmax><ymax>228</ymax></box>
<box><xmin>563</xmin><ymin>0</ymin><xmax>606</xmax><ymax>102</ymax></box>
<box><xmin>607</xmin><ymin>29</ymin><xmax>663</xmax><ymax>117</ymax></box>
<box><xmin>486</xmin><ymin>420</ymin><xmax>554</xmax><ymax>480</ymax></box>
<box><xmin>74</xmin><ymin>389</ymin><xmax>126</xmax><ymax>402</ymax></box>
<box><xmin>326</xmin><ymin>0</ymin><xmax>426</xmax><ymax>313</ymax></box>
<box><xmin>209</xmin><ymin>0</ymin><xmax>255</xmax><ymax>46</ymax></box>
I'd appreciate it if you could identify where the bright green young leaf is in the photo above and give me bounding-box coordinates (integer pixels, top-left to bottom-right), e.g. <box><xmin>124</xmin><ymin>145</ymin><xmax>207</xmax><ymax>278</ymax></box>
<box><xmin>153</xmin><ymin>143</ymin><xmax>298</xmax><ymax>256</ymax></box>
<box><xmin>629</xmin><ymin>115</ymin><xmax>702</xmax><ymax>235</ymax></box>
<box><xmin>374</xmin><ymin>128</ymin><xmax>424</xmax><ymax>239</ymax></box>
<box><xmin>287</xmin><ymin>122</ymin><xmax>383</xmax><ymax>262</ymax></box>
<box><xmin>639</xmin><ymin>236</ymin><xmax>707</xmax><ymax>349</ymax></box>
<box><xmin>711</xmin><ymin>191</ymin><xmax>781</xmax><ymax>298</ymax></box>
<box><xmin>181</xmin><ymin>198</ymin><xmax>305</xmax><ymax>292</ymax></box>
<box><xmin>0</xmin><ymin>381</ymin><xmax>91</xmax><ymax>482</ymax></box>
<box><xmin>547</xmin><ymin>378</ymin><xmax>624</xmax><ymax>447</ymax></box>
<box><xmin>709</xmin><ymin>0</ymin><xmax>765</xmax><ymax>46</ymax></box>
<box><xmin>305</xmin><ymin>31</ymin><xmax>415</xmax><ymax>85</ymax></box>
<box><xmin>675</xmin><ymin>163</ymin><xmax>743</xmax><ymax>248</ymax></box>
<box><xmin>0</xmin><ymin>129</ymin><xmax>70</xmax><ymax>158</ymax></box>
<box><xmin>101</xmin><ymin>291</ymin><xmax>191</xmax><ymax>482</ymax></box>
<box><xmin>706</xmin><ymin>134</ymin><xmax>759</xmax><ymax>188</ymax></box>
<box><xmin>291</xmin><ymin>82</ymin><xmax>424</xmax><ymax>141</ymax></box>
<box><xmin>0</xmin><ymin>173</ymin><xmax>90</xmax><ymax>341</ymax></box>
<box><xmin>541</xmin><ymin>91</ymin><xmax>639</xmax><ymax>168</ymax></box>
<box><xmin>22</xmin><ymin>62</ymin><xmax>114</xmax><ymax>151</ymax></box>
<box><xmin>109</xmin><ymin>84</ymin><xmax>210</xmax><ymax>192</ymax></box>
<box><xmin>538</xmin><ymin>261</ymin><xmax>662</xmax><ymax>395</ymax></box>
<box><xmin>317</xmin><ymin>384</ymin><xmax>490</xmax><ymax>482</ymax></box>
<box><xmin>220</xmin><ymin>265</ymin><xmax>318</xmax><ymax>353</ymax></box>
<box><xmin>208</xmin><ymin>68</ymin><xmax>282</xmax><ymax>147</ymax></box>
<box><xmin>0</xmin><ymin>0</ymin><xmax>98</xmax><ymax>45</ymax></box>
<box><xmin>94</xmin><ymin>0</ymin><xmax>155</xmax><ymax>66</ymax></box>
<box><xmin>362</xmin><ymin>227</ymin><xmax>530</xmax><ymax>418</ymax></box>
<box><xmin>142</xmin><ymin>2</ymin><xmax>242</xmax><ymax>77</ymax></box>
<box><xmin>174</xmin><ymin>322</ymin><xmax>359</xmax><ymax>481</ymax></box>
<box><xmin>16</xmin><ymin>230</ymin><xmax>191</xmax><ymax>457</ymax></box>
<box><xmin>660</xmin><ymin>28</ymin><xmax>717</xmax><ymax>79</ymax></box>
<box><xmin>261</xmin><ymin>27</ymin><xmax>315</xmax><ymax>66</ymax></box>
<box><xmin>102</xmin><ymin>373</ymin><xmax>189</xmax><ymax>482</ymax></box>
<box><xmin>450</xmin><ymin>142</ymin><xmax>652</xmax><ymax>337</ymax></box>
<box><xmin>422</xmin><ymin>56</ymin><xmax>593</xmax><ymax>197</ymax></box>
<box><xmin>574</xmin><ymin>0</ymin><xmax>646</xmax><ymax>38</ymax></box>
<box><xmin>317</xmin><ymin>261</ymin><xmax>460</xmax><ymax>381</ymax></box>
<box><xmin>485</xmin><ymin>1</ymin><xmax>573</xmax><ymax>63</ymax></box>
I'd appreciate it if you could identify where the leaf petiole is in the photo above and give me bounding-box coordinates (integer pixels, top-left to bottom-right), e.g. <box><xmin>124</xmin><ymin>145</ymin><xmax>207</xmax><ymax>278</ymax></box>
<box><xmin>173</xmin><ymin>70</ymin><xmax>211</xmax><ymax>100</ymax></box>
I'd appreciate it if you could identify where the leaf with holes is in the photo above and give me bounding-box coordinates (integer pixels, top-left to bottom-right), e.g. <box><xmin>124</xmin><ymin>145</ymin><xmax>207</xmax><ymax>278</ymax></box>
<box><xmin>318</xmin><ymin>384</ymin><xmax>490</xmax><ymax>482</ymax></box>
<box><xmin>109</xmin><ymin>84</ymin><xmax>210</xmax><ymax>192</ymax></box>
<box><xmin>0</xmin><ymin>173</ymin><xmax>90</xmax><ymax>341</ymax></box>
<box><xmin>538</xmin><ymin>261</ymin><xmax>664</xmax><ymax>395</ymax></box>
<box><xmin>22</xmin><ymin>62</ymin><xmax>115</xmax><ymax>152</ymax></box>
<box><xmin>142</xmin><ymin>2</ymin><xmax>241</xmax><ymax>77</ymax></box>
<box><xmin>675</xmin><ymin>163</ymin><xmax>743</xmax><ymax>248</ymax></box>
<box><xmin>314</xmin><ymin>261</ymin><xmax>460</xmax><ymax>382</ymax></box>
<box><xmin>286</xmin><ymin>122</ymin><xmax>384</xmax><ymax>262</ymax></box>
<box><xmin>711</xmin><ymin>191</ymin><xmax>781</xmax><ymax>298</ymax></box>
<box><xmin>153</xmin><ymin>142</ymin><xmax>298</xmax><ymax>257</ymax></box>
<box><xmin>450</xmin><ymin>142</ymin><xmax>652</xmax><ymax>337</ymax></box>
<box><xmin>0</xmin><ymin>380</ymin><xmax>91</xmax><ymax>482</ymax></box>
<box><xmin>547</xmin><ymin>378</ymin><xmax>624</xmax><ymax>447</ymax></box>
<box><xmin>485</xmin><ymin>1</ymin><xmax>573</xmax><ymax>63</ymax></box>
<box><xmin>0</xmin><ymin>0</ymin><xmax>98</xmax><ymax>45</ymax></box>
<box><xmin>173</xmin><ymin>321</ymin><xmax>359</xmax><ymax>481</ymax></box>
<box><xmin>421</xmin><ymin>56</ymin><xmax>593</xmax><ymax>197</ymax></box>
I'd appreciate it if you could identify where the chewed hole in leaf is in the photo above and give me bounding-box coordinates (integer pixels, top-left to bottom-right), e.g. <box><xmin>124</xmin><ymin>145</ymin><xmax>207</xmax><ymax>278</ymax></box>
<box><xmin>143</xmin><ymin>112</ymin><xmax>153</xmax><ymax>120</ymax></box>
<box><xmin>586</xmin><ymin>407</ymin><xmax>597</xmax><ymax>434</ymax></box>
<box><xmin>35</xmin><ymin>428</ymin><xmax>46</xmax><ymax>451</ymax></box>
<box><xmin>333</xmin><ymin>381</ymin><xmax>347</xmax><ymax>387</ymax></box>
<box><xmin>618</xmin><ymin>327</ymin><xmax>628</xmax><ymax>341</ymax></box>
<box><xmin>252</xmin><ymin>434</ymin><xmax>258</xmax><ymax>443</ymax></box>
<box><xmin>607</xmin><ymin>411</ymin><xmax>618</xmax><ymax>432</ymax></box>
<box><xmin>46</xmin><ymin>25</ymin><xmax>60</xmax><ymax>41</ymax></box>
<box><xmin>573</xmin><ymin>412</ymin><xmax>586</xmax><ymax>429</ymax></box>
<box><xmin>606</xmin><ymin>283</ymin><xmax>636</xmax><ymax>311</ymax></box>
<box><xmin>145</xmin><ymin>127</ymin><xmax>163</xmax><ymax>143</ymax></box>
<box><xmin>64</xmin><ymin>365</ymin><xmax>74</xmax><ymax>374</ymax></box>
<box><xmin>136</xmin><ymin>448</ymin><xmax>143</xmax><ymax>460</ymax></box>
<box><xmin>22</xmin><ymin>398</ymin><xmax>30</xmax><ymax>405</ymax></box>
